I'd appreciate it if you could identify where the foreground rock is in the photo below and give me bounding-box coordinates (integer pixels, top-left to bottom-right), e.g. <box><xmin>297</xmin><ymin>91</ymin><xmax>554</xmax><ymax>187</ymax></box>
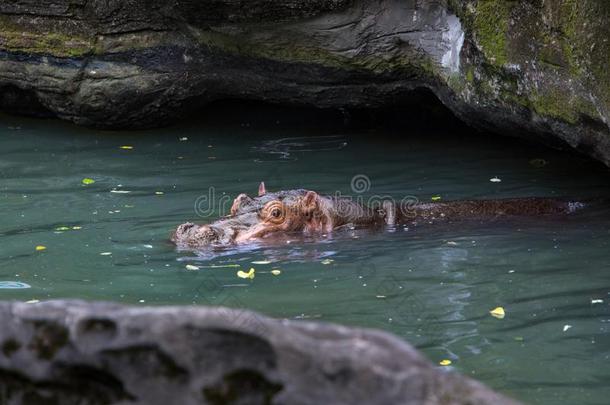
<box><xmin>0</xmin><ymin>300</ymin><xmax>517</xmax><ymax>405</ymax></box>
<box><xmin>0</xmin><ymin>1</ymin><xmax>608</xmax><ymax>165</ymax></box>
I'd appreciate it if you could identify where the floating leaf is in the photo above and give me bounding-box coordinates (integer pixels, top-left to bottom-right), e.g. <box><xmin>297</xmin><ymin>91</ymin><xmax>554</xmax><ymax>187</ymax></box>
<box><xmin>0</xmin><ymin>281</ymin><xmax>31</xmax><ymax>289</ymax></box>
<box><xmin>82</xmin><ymin>178</ymin><xmax>95</xmax><ymax>185</ymax></box>
<box><xmin>201</xmin><ymin>264</ymin><xmax>240</xmax><ymax>268</ymax></box>
<box><xmin>35</xmin><ymin>245</ymin><xmax>47</xmax><ymax>252</ymax></box>
<box><xmin>110</xmin><ymin>189</ymin><xmax>132</xmax><ymax>194</ymax></box>
<box><xmin>431</xmin><ymin>196</ymin><xmax>442</xmax><ymax>201</ymax></box>
<box><xmin>529</xmin><ymin>158</ymin><xmax>548</xmax><ymax>168</ymax></box>
<box><xmin>591</xmin><ymin>299</ymin><xmax>604</xmax><ymax>304</ymax></box>
<box><xmin>514</xmin><ymin>336</ymin><xmax>524</xmax><ymax>341</ymax></box>
<box><xmin>120</xmin><ymin>145</ymin><xmax>134</xmax><ymax>150</ymax></box>
<box><xmin>490</xmin><ymin>307</ymin><xmax>505</xmax><ymax>319</ymax></box>
<box><xmin>237</xmin><ymin>268</ymin><xmax>255</xmax><ymax>279</ymax></box>
<box><xmin>55</xmin><ymin>226</ymin><xmax>70</xmax><ymax>231</ymax></box>
<box><xmin>321</xmin><ymin>259</ymin><xmax>334</xmax><ymax>265</ymax></box>
<box><xmin>446</xmin><ymin>241</ymin><xmax>458</xmax><ymax>246</ymax></box>
<box><xmin>563</xmin><ymin>324</ymin><xmax>572</xmax><ymax>332</ymax></box>
<box><xmin>72</xmin><ymin>226</ymin><xmax>82</xmax><ymax>230</ymax></box>
<box><xmin>185</xmin><ymin>265</ymin><xmax>200</xmax><ymax>271</ymax></box>
<box><xmin>490</xmin><ymin>177</ymin><xmax>502</xmax><ymax>183</ymax></box>
<box><xmin>155</xmin><ymin>191</ymin><xmax>164</xmax><ymax>195</ymax></box>
<box><xmin>100</xmin><ymin>252</ymin><xmax>112</xmax><ymax>256</ymax></box>
<box><xmin>25</xmin><ymin>299</ymin><xmax>39</xmax><ymax>304</ymax></box>
<box><xmin>439</xmin><ymin>359</ymin><xmax>452</xmax><ymax>366</ymax></box>
<box><xmin>252</xmin><ymin>260</ymin><xmax>271</xmax><ymax>265</ymax></box>
<box><xmin>271</xmin><ymin>269</ymin><xmax>281</xmax><ymax>276</ymax></box>
<box><xmin>179</xmin><ymin>137</ymin><xmax>188</xmax><ymax>141</ymax></box>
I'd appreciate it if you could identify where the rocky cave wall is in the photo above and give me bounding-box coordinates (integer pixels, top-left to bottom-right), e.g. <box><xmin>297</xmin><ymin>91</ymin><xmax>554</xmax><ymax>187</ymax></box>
<box><xmin>0</xmin><ymin>0</ymin><xmax>608</xmax><ymax>165</ymax></box>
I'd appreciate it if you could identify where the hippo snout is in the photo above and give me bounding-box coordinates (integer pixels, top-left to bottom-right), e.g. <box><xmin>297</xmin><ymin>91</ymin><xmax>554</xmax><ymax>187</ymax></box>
<box><xmin>171</xmin><ymin>222</ymin><xmax>195</xmax><ymax>242</ymax></box>
<box><xmin>172</xmin><ymin>222</ymin><xmax>231</xmax><ymax>247</ymax></box>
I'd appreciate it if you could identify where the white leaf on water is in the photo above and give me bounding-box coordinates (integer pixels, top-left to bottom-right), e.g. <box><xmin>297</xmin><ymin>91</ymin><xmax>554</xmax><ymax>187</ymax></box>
<box><xmin>591</xmin><ymin>299</ymin><xmax>603</xmax><ymax>304</ymax></box>
<box><xmin>563</xmin><ymin>324</ymin><xmax>572</xmax><ymax>332</ymax></box>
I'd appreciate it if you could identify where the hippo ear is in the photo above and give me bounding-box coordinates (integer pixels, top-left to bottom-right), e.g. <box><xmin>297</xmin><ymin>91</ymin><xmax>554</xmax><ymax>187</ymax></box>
<box><xmin>303</xmin><ymin>191</ymin><xmax>320</xmax><ymax>209</ymax></box>
<box><xmin>258</xmin><ymin>182</ymin><xmax>266</xmax><ymax>196</ymax></box>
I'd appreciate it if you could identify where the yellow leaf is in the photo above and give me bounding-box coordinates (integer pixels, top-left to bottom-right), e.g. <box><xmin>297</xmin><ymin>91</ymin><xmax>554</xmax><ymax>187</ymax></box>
<box><xmin>271</xmin><ymin>269</ymin><xmax>281</xmax><ymax>276</ymax></box>
<box><xmin>431</xmin><ymin>196</ymin><xmax>442</xmax><ymax>201</ymax></box>
<box><xmin>439</xmin><ymin>359</ymin><xmax>452</xmax><ymax>366</ymax></box>
<box><xmin>35</xmin><ymin>245</ymin><xmax>47</xmax><ymax>251</ymax></box>
<box><xmin>120</xmin><ymin>145</ymin><xmax>134</xmax><ymax>150</ymax></box>
<box><xmin>490</xmin><ymin>307</ymin><xmax>505</xmax><ymax>319</ymax></box>
<box><xmin>237</xmin><ymin>268</ymin><xmax>255</xmax><ymax>279</ymax></box>
<box><xmin>82</xmin><ymin>178</ymin><xmax>95</xmax><ymax>185</ymax></box>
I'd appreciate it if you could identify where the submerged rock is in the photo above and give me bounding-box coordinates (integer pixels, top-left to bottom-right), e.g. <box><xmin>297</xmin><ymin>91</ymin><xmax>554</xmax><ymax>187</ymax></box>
<box><xmin>0</xmin><ymin>300</ymin><xmax>518</xmax><ymax>404</ymax></box>
<box><xmin>0</xmin><ymin>0</ymin><xmax>608</xmax><ymax>165</ymax></box>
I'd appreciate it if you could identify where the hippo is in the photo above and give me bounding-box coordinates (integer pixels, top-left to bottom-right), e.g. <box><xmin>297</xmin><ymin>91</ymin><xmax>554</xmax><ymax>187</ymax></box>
<box><xmin>171</xmin><ymin>182</ymin><xmax>586</xmax><ymax>249</ymax></box>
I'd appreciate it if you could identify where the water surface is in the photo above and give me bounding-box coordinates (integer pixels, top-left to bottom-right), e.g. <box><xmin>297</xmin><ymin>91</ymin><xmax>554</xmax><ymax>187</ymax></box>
<box><xmin>1</xmin><ymin>112</ymin><xmax>610</xmax><ymax>404</ymax></box>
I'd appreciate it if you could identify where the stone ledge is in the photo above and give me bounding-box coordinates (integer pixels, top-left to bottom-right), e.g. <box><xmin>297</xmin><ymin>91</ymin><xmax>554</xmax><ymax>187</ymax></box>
<box><xmin>0</xmin><ymin>300</ymin><xmax>519</xmax><ymax>405</ymax></box>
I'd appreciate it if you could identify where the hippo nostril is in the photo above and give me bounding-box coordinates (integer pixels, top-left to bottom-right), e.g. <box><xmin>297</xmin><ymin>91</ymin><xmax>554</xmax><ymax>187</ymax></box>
<box><xmin>175</xmin><ymin>222</ymin><xmax>195</xmax><ymax>235</ymax></box>
<box><xmin>199</xmin><ymin>226</ymin><xmax>220</xmax><ymax>240</ymax></box>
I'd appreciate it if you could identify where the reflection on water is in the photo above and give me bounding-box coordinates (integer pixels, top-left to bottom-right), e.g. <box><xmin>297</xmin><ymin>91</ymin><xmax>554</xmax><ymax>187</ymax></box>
<box><xmin>1</xmin><ymin>113</ymin><xmax>610</xmax><ymax>404</ymax></box>
<box><xmin>253</xmin><ymin>135</ymin><xmax>348</xmax><ymax>160</ymax></box>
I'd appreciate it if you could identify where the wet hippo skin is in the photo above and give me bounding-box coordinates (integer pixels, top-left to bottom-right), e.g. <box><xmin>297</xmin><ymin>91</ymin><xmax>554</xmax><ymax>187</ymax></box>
<box><xmin>171</xmin><ymin>183</ymin><xmax>585</xmax><ymax>249</ymax></box>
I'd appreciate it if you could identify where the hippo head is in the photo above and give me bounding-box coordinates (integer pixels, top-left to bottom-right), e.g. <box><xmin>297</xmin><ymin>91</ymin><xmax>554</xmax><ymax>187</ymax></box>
<box><xmin>171</xmin><ymin>183</ymin><xmax>335</xmax><ymax>249</ymax></box>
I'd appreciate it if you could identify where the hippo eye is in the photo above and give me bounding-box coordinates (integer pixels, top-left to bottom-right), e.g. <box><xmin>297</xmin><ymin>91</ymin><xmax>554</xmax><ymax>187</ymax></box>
<box><xmin>263</xmin><ymin>201</ymin><xmax>285</xmax><ymax>223</ymax></box>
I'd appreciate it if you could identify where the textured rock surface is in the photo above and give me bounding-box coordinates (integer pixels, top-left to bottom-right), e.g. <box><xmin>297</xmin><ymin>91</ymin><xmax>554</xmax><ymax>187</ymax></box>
<box><xmin>0</xmin><ymin>0</ymin><xmax>608</xmax><ymax>165</ymax></box>
<box><xmin>0</xmin><ymin>300</ymin><xmax>518</xmax><ymax>405</ymax></box>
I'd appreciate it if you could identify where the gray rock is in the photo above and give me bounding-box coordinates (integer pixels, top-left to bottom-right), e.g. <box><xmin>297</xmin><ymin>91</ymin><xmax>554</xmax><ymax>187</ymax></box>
<box><xmin>0</xmin><ymin>300</ymin><xmax>518</xmax><ymax>405</ymax></box>
<box><xmin>0</xmin><ymin>0</ymin><xmax>608</xmax><ymax>165</ymax></box>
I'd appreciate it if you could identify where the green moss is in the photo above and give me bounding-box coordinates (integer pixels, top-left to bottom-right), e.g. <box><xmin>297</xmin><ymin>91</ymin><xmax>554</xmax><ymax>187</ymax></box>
<box><xmin>558</xmin><ymin>0</ymin><xmax>583</xmax><ymax>76</ymax></box>
<box><xmin>472</xmin><ymin>0</ymin><xmax>516</xmax><ymax>67</ymax></box>
<box><xmin>530</xmin><ymin>88</ymin><xmax>598</xmax><ymax>124</ymax></box>
<box><xmin>466</xmin><ymin>67</ymin><xmax>475</xmax><ymax>84</ymax></box>
<box><xmin>0</xmin><ymin>16</ymin><xmax>94</xmax><ymax>57</ymax></box>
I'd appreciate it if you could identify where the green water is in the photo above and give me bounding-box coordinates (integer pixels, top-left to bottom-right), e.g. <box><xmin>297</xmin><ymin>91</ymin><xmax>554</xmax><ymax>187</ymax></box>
<box><xmin>1</xmin><ymin>112</ymin><xmax>610</xmax><ymax>404</ymax></box>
